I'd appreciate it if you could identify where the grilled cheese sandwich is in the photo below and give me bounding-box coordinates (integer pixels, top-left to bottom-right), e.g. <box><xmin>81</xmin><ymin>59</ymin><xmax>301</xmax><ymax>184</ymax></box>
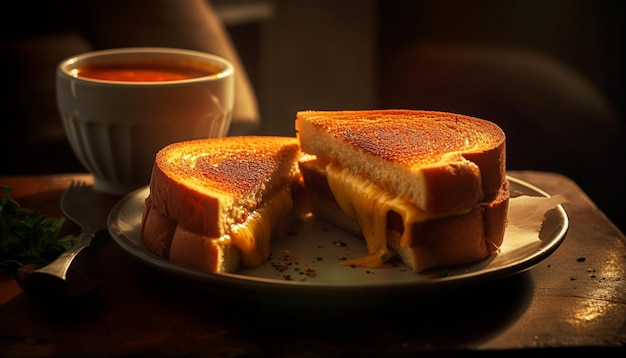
<box><xmin>141</xmin><ymin>109</ymin><xmax>510</xmax><ymax>274</ymax></box>
<box><xmin>296</xmin><ymin>110</ymin><xmax>509</xmax><ymax>272</ymax></box>
<box><xmin>142</xmin><ymin>136</ymin><xmax>302</xmax><ymax>273</ymax></box>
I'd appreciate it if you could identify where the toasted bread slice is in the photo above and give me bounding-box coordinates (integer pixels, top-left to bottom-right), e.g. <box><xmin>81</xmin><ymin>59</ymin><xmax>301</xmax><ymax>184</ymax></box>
<box><xmin>141</xmin><ymin>136</ymin><xmax>302</xmax><ymax>273</ymax></box>
<box><xmin>296</xmin><ymin>110</ymin><xmax>509</xmax><ymax>272</ymax></box>
<box><xmin>296</xmin><ymin>109</ymin><xmax>506</xmax><ymax>212</ymax></box>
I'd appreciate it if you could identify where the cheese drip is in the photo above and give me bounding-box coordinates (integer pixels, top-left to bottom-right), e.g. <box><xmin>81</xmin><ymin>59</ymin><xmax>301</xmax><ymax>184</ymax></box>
<box><xmin>325</xmin><ymin>165</ymin><xmax>444</xmax><ymax>268</ymax></box>
<box><xmin>229</xmin><ymin>188</ymin><xmax>294</xmax><ymax>267</ymax></box>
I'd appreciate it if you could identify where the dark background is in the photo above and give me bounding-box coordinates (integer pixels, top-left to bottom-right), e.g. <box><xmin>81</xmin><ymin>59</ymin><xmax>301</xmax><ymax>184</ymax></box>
<box><xmin>2</xmin><ymin>0</ymin><xmax>624</xmax><ymax>231</ymax></box>
<box><xmin>227</xmin><ymin>0</ymin><xmax>625</xmax><ymax>231</ymax></box>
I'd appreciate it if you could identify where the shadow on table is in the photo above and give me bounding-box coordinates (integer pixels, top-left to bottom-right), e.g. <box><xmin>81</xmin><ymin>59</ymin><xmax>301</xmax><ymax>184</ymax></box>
<box><xmin>1</xmin><ymin>230</ymin><xmax>535</xmax><ymax>356</ymax></box>
<box><xmin>233</xmin><ymin>272</ymin><xmax>535</xmax><ymax>353</ymax></box>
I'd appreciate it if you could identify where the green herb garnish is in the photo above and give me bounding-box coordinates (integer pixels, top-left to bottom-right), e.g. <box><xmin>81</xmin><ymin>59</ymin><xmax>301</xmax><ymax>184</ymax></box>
<box><xmin>0</xmin><ymin>185</ymin><xmax>76</xmax><ymax>272</ymax></box>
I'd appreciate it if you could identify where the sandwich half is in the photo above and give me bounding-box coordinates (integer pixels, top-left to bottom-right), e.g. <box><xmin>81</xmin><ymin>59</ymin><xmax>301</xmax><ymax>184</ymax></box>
<box><xmin>295</xmin><ymin>110</ymin><xmax>509</xmax><ymax>272</ymax></box>
<box><xmin>141</xmin><ymin>136</ymin><xmax>302</xmax><ymax>273</ymax></box>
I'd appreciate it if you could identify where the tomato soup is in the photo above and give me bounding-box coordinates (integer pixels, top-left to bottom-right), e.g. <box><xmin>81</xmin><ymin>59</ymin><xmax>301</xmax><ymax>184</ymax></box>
<box><xmin>75</xmin><ymin>61</ymin><xmax>221</xmax><ymax>82</ymax></box>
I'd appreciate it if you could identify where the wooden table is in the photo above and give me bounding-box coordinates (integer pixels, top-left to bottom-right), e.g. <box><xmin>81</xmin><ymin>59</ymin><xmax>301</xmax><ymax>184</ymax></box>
<box><xmin>1</xmin><ymin>171</ymin><xmax>625</xmax><ymax>357</ymax></box>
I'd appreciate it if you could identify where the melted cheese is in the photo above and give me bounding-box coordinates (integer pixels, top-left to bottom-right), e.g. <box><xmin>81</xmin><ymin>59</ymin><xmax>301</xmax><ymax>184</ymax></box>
<box><xmin>325</xmin><ymin>164</ymin><xmax>447</xmax><ymax>268</ymax></box>
<box><xmin>229</xmin><ymin>188</ymin><xmax>294</xmax><ymax>267</ymax></box>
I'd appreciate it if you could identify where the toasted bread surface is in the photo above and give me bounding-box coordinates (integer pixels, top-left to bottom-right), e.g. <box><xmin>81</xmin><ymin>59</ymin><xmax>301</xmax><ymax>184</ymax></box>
<box><xmin>142</xmin><ymin>111</ymin><xmax>509</xmax><ymax>274</ymax></box>
<box><xmin>148</xmin><ymin>136</ymin><xmax>301</xmax><ymax>236</ymax></box>
<box><xmin>299</xmin><ymin>158</ymin><xmax>509</xmax><ymax>272</ymax></box>
<box><xmin>296</xmin><ymin>110</ymin><xmax>509</xmax><ymax>272</ymax></box>
<box><xmin>391</xmin><ymin>180</ymin><xmax>509</xmax><ymax>272</ymax></box>
<box><xmin>142</xmin><ymin>136</ymin><xmax>302</xmax><ymax>272</ymax></box>
<box><xmin>296</xmin><ymin>110</ymin><xmax>506</xmax><ymax>212</ymax></box>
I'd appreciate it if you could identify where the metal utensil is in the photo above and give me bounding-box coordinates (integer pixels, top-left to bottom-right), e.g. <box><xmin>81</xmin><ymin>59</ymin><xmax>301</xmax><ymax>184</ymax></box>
<box><xmin>36</xmin><ymin>180</ymin><xmax>114</xmax><ymax>278</ymax></box>
<box><xmin>17</xmin><ymin>180</ymin><xmax>118</xmax><ymax>298</ymax></box>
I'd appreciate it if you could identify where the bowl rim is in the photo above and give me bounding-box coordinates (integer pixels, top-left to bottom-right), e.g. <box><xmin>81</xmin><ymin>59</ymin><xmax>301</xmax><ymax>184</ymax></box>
<box><xmin>57</xmin><ymin>47</ymin><xmax>234</xmax><ymax>85</ymax></box>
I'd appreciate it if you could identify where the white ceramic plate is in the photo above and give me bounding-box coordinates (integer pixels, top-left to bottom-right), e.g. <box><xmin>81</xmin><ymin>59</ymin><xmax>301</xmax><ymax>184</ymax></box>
<box><xmin>108</xmin><ymin>176</ymin><xmax>568</xmax><ymax>305</ymax></box>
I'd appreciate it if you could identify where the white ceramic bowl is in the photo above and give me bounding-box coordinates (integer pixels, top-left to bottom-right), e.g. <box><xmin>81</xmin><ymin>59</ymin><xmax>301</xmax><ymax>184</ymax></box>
<box><xmin>56</xmin><ymin>47</ymin><xmax>234</xmax><ymax>195</ymax></box>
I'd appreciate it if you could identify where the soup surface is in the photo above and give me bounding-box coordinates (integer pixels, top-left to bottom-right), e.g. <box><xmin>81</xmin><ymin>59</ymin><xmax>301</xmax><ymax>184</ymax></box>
<box><xmin>75</xmin><ymin>61</ymin><xmax>220</xmax><ymax>82</ymax></box>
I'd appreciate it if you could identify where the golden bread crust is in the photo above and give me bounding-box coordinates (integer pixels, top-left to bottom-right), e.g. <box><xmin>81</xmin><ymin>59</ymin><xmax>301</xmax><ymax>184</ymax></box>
<box><xmin>141</xmin><ymin>195</ymin><xmax>177</xmax><ymax>257</ymax></box>
<box><xmin>153</xmin><ymin>136</ymin><xmax>301</xmax><ymax>195</ymax></box>
<box><xmin>296</xmin><ymin>110</ymin><xmax>509</xmax><ymax>272</ymax></box>
<box><xmin>394</xmin><ymin>180</ymin><xmax>509</xmax><ymax>272</ymax></box>
<box><xmin>142</xmin><ymin>110</ymin><xmax>509</xmax><ymax>274</ymax></box>
<box><xmin>141</xmin><ymin>136</ymin><xmax>302</xmax><ymax>272</ymax></box>
<box><xmin>297</xmin><ymin>110</ymin><xmax>504</xmax><ymax>167</ymax></box>
<box><xmin>148</xmin><ymin>136</ymin><xmax>300</xmax><ymax>236</ymax></box>
<box><xmin>296</xmin><ymin>110</ymin><xmax>506</xmax><ymax>212</ymax></box>
<box><xmin>155</xmin><ymin>138</ymin><xmax>299</xmax><ymax>197</ymax></box>
<box><xmin>168</xmin><ymin>226</ymin><xmax>241</xmax><ymax>272</ymax></box>
<box><xmin>299</xmin><ymin>160</ymin><xmax>509</xmax><ymax>272</ymax></box>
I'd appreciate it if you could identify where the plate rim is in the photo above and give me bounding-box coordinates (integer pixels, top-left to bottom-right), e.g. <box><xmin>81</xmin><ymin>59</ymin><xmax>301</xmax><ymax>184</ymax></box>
<box><xmin>107</xmin><ymin>175</ymin><xmax>569</xmax><ymax>296</ymax></box>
